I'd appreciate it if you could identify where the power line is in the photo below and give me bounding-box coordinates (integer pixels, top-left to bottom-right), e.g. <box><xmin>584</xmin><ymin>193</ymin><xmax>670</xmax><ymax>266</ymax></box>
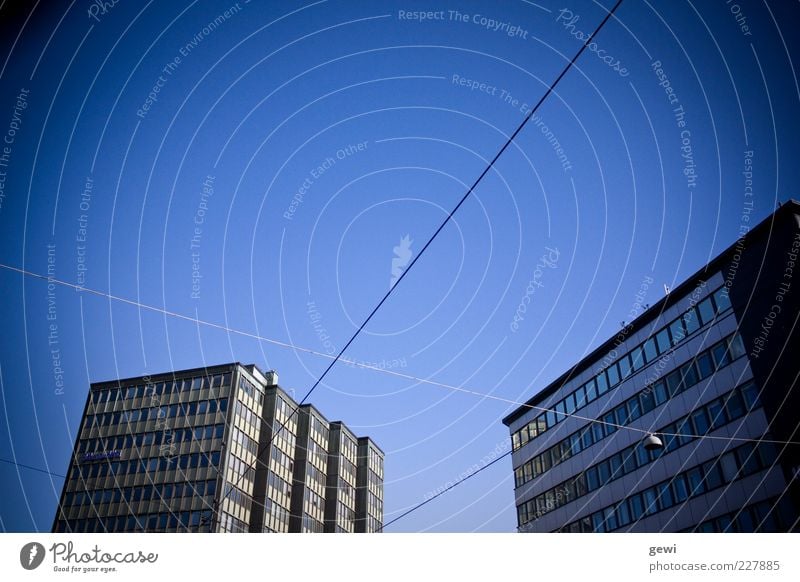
<box><xmin>0</xmin><ymin>457</ymin><xmax>65</xmax><ymax>478</ymax></box>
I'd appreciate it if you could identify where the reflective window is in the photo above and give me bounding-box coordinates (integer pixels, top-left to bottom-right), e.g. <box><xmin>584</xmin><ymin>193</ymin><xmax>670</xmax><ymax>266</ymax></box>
<box><xmin>698</xmin><ymin>297</ymin><xmax>715</xmax><ymax>325</ymax></box>
<box><xmin>607</xmin><ymin>363</ymin><xmax>620</xmax><ymax>387</ymax></box>
<box><xmin>643</xmin><ymin>338</ymin><xmax>658</xmax><ymax>363</ymax></box>
<box><xmin>596</xmin><ymin>371</ymin><xmax>609</xmax><ymax>396</ymax></box>
<box><xmin>655</xmin><ymin>328</ymin><xmax>672</xmax><ymax>354</ymax></box>
<box><xmin>584</xmin><ymin>378</ymin><xmax>597</xmax><ymax>402</ymax></box>
<box><xmin>683</xmin><ymin>307</ymin><xmax>700</xmax><ymax>334</ymax></box>
<box><xmin>618</xmin><ymin>354</ymin><xmax>632</xmax><ymax>379</ymax></box>
<box><xmin>691</xmin><ymin>408</ymin><xmax>710</xmax><ymax>435</ymax></box>
<box><xmin>713</xmin><ymin>288</ymin><xmax>732</xmax><ymax>312</ymax></box>
<box><xmin>669</xmin><ymin>318</ymin><xmax>686</xmax><ymax>344</ymax></box>
<box><xmin>629</xmin><ymin>346</ymin><xmax>645</xmax><ymax>371</ymax></box>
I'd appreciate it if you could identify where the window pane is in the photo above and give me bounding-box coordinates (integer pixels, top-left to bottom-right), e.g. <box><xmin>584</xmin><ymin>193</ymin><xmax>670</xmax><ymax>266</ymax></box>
<box><xmin>696</xmin><ymin>352</ymin><xmax>714</xmax><ymax>379</ymax></box>
<box><xmin>669</xmin><ymin>318</ymin><xmax>686</xmax><ymax>344</ymax></box>
<box><xmin>672</xmin><ymin>475</ymin><xmax>689</xmax><ymax>503</ymax></box>
<box><xmin>740</xmin><ymin>382</ymin><xmax>760</xmax><ymax>409</ymax></box>
<box><xmin>703</xmin><ymin>461</ymin><xmax>724</xmax><ymax>490</ymax></box>
<box><xmin>714</xmin><ymin>287</ymin><xmax>732</xmax><ymax>312</ymax></box>
<box><xmin>640</xmin><ymin>389</ymin><xmax>656</xmax><ymax>414</ymax></box>
<box><xmin>586</xmin><ymin>467</ymin><xmax>599</xmax><ymax>491</ymax></box>
<box><xmin>656</xmin><ymin>328</ymin><xmax>672</xmax><ymax>353</ymax></box>
<box><xmin>618</xmin><ymin>355</ymin><xmax>632</xmax><ymax>379</ymax></box>
<box><xmin>603</xmin><ymin>506</ymin><xmax>618</xmax><ymax>531</ymax></box>
<box><xmin>555</xmin><ymin>400</ymin><xmax>566</xmax><ymax>422</ymax></box>
<box><xmin>561</xmin><ymin>394</ymin><xmax>574</xmax><ymax>416</ymax></box>
<box><xmin>574</xmin><ymin>386</ymin><xmax>587</xmax><ymax>408</ymax></box>
<box><xmin>691</xmin><ymin>408</ymin><xmax>710</xmax><ymax>434</ymax></box>
<box><xmin>698</xmin><ymin>297</ymin><xmax>715</xmax><ymax>325</ymax></box>
<box><xmin>545</xmin><ymin>410</ymin><xmax>556</xmax><ymax>429</ymax></box>
<box><xmin>653</xmin><ymin>381</ymin><xmax>669</xmax><ymax>405</ymax></box>
<box><xmin>686</xmin><ymin>467</ymin><xmax>704</xmax><ymax>495</ymax></box>
<box><xmin>596</xmin><ymin>372</ymin><xmax>609</xmax><ymax>395</ymax></box>
<box><xmin>666</xmin><ymin>370</ymin><xmax>683</xmax><ymax>396</ymax></box>
<box><xmin>628</xmin><ymin>397</ymin><xmax>642</xmax><ymax>421</ymax></box>
<box><xmin>728</xmin><ymin>333</ymin><xmax>746</xmax><ymax>360</ymax></box>
<box><xmin>658</xmin><ymin>482</ymin><xmax>674</xmax><ymax>509</ymax></box>
<box><xmin>607</xmin><ymin>363</ymin><xmax>620</xmax><ymax>387</ymax></box>
<box><xmin>683</xmin><ymin>307</ymin><xmax>700</xmax><ymax>334</ymax></box>
<box><xmin>584</xmin><ymin>379</ymin><xmax>597</xmax><ymax>402</ymax></box>
<box><xmin>681</xmin><ymin>362</ymin><xmax>698</xmax><ymax>390</ymax></box>
<box><xmin>615</xmin><ymin>405</ymin><xmax>628</xmax><ymax>426</ymax></box>
<box><xmin>707</xmin><ymin>399</ymin><xmax>727</xmax><ymax>429</ymax></box>
<box><xmin>643</xmin><ymin>338</ymin><xmax>658</xmax><ymax>363</ymax></box>
<box><xmin>604</xmin><ymin>413</ymin><xmax>617</xmax><ymax>436</ymax></box>
<box><xmin>630</xmin><ymin>346</ymin><xmax>645</xmax><ymax>371</ymax></box>
<box><xmin>724</xmin><ymin>391</ymin><xmax>746</xmax><ymax>420</ymax></box>
<box><xmin>712</xmin><ymin>341</ymin><xmax>730</xmax><ymax>368</ymax></box>
<box><xmin>629</xmin><ymin>494</ymin><xmax>644</xmax><ymax>521</ymax></box>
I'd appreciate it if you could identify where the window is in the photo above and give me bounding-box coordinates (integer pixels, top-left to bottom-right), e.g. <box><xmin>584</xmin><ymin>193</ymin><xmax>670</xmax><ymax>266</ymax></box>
<box><xmin>596</xmin><ymin>371</ymin><xmax>609</xmax><ymax>396</ymax></box>
<box><xmin>628</xmin><ymin>397</ymin><xmax>641</xmax><ymax>422</ymax></box>
<box><xmin>607</xmin><ymin>363</ymin><xmax>620</xmax><ymax>387</ymax></box>
<box><xmin>643</xmin><ymin>488</ymin><xmax>659</xmax><ymax>515</ymax></box>
<box><xmin>603</xmin><ymin>506</ymin><xmax>618</xmax><ymax>531</ymax></box>
<box><xmin>653</xmin><ymin>381</ymin><xmax>669</xmax><ymax>405</ymax></box>
<box><xmin>643</xmin><ymin>338</ymin><xmax>658</xmax><ymax>363</ymax></box>
<box><xmin>592</xmin><ymin>422</ymin><xmax>604</xmax><ymax>443</ymax></box>
<box><xmin>686</xmin><ymin>467</ymin><xmax>704</xmax><ymax>496</ymax></box>
<box><xmin>707</xmin><ymin>399</ymin><xmax>727</xmax><ymax>429</ymax></box>
<box><xmin>681</xmin><ymin>361</ymin><xmax>698</xmax><ymax>389</ymax></box>
<box><xmin>658</xmin><ymin>482</ymin><xmax>674</xmax><ymax>510</ymax></box>
<box><xmin>714</xmin><ymin>287</ymin><xmax>732</xmax><ymax>312</ymax></box>
<box><xmin>574</xmin><ymin>385</ymin><xmax>586</xmax><ymax>408</ymax></box>
<box><xmin>697</xmin><ymin>297</ymin><xmax>715</xmax><ymax>325</ymax></box>
<box><xmin>630</xmin><ymin>346</ymin><xmax>645</xmax><ymax>371</ymax></box>
<box><xmin>691</xmin><ymin>408</ymin><xmax>710</xmax><ymax>435</ymax></box>
<box><xmin>655</xmin><ymin>328</ymin><xmax>672</xmax><ymax>354</ymax></box>
<box><xmin>724</xmin><ymin>391</ymin><xmax>746</xmax><ymax>420</ymax></box>
<box><xmin>672</xmin><ymin>475</ymin><xmax>689</xmax><ymax>503</ymax></box>
<box><xmin>609</xmin><ymin>453</ymin><xmax>623</xmax><ymax>478</ymax></box>
<box><xmin>565</xmin><ymin>393</ymin><xmax>576</xmax><ymax>414</ymax></box>
<box><xmin>584</xmin><ymin>379</ymin><xmax>598</xmax><ymax>402</ymax></box>
<box><xmin>545</xmin><ymin>410</ymin><xmax>556</xmax><ymax>429</ymax></box>
<box><xmin>640</xmin><ymin>390</ymin><xmax>656</xmax><ymax>415</ymax></box>
<box><xmin>669</xmin><ymin>318</ymin><xmax>686</xmax><ymax>344</ymax></box>
<box><xmin>740</xmin><ymin>382</ymin><xmax>760</xmax><ymax>409</ymax></box>
<box><xmin>603</xmin><ymin>412</ymin><xmax>617</xmax><ymax>436</ymax></box>
<box><xmin>597</xmin><ymin>462</ymin><xmax>611</xmax><ymax>485</ymax></box>
<box><xmin>592</xmin><ymin>512</ymin><xmax>605</xmax><ymax>533</ymax></box>
<box><xmin>683</xmin><ymin>307</ymin><xmax>700</xmax><ymax>334</ymax></box>
<box><xmin>555</xmin><ymin>400</ymin><xmax>566</xmax><ymax>422</ymax></box>
<box><xmin>719</xmin><ymin>452</ymin><xmax>738</xmax><ymax>482</ymax></box>
<box><xmin>696</xmin><ymin>352</ymin><xmax>714</xmax><ymax>379</ymax></box>
<box><xmin>666</xmin><ymin>370</ymin><xmax>683</xmax><ymax>396</ymax></box>
<box><xmin>615</xmin><ymin>404</ymin><xmax>628</xmax><ymax>426</ymax></box>
<box><xmin>629</xmin><ymin>494</ymin><xmax>645</xmax><ymax>521</ymax></box>
<box><xmin>586</xmin><ymin>467</ymin><xmax>599</xmax><ymax>491</ymax></box>
<box><xmin>728</xmin><ymin>334</ymin><xmax>746</xmax><ymax>359</ymax></box>
<box><xmin>618</xmin><ymin>355</ymin><xmax>632</xmax><ymax>379</ymax></box>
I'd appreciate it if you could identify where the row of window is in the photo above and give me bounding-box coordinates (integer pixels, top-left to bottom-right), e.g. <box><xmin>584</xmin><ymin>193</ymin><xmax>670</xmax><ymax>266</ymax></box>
<box><xmin>55</xmin><ymin>509</ymin><xmax>215</xmax><ymax>533</ymax></box>
<box><xmin>71</xmin><ymin>451</ymin><xmax>222</xmax><ymax>481</ymax></box>
<box><xmin>309</xmin><ymin>414</ymin><xmax>330</xmax><ymax>446</ymax></box>
<box><xmin>226</xmin><ymin>454</ymin><xmax>256</xmax><ymax>488</ymax></box>
<box><xmin>238</xmin><ymin>375</ymin><xmax>264</xmax><ymax>406</ymax></box>
<box><xmin>218</xmin><ymin>512</ymin><xmax>248</xmax><ymax>533</ymax></box>
<box><xmin>84</xmin><ymin>398</ymin><xmax>229</xmax><ymax>430</ymax></box>
<box><xmin>62</xmin><ymin>479</ymin><xmax>218</xmax><ymax>508</ymax></box>
<box><xmin>78</xmin><ymin>423</ymin><xmax>226</xmax><ymax>457</ymax></box>
<box><xmin>234</xmin><ymin>400</ymin><xmax>261</xmax><ymax>433</ymax></box>
<box><xmin>269</xmin><ymin>443</ymin><xmax>295</xmax><ymax>476</ymax></box>
<box><xmin>517</xmin><ymin>380</ymin><xmax>760</xmax><ymax>525</ymax></box>
<box><xmin>367</xmin><ymin>448</ymin><xmax>384</xmax><ymax>478</ymax></box>
<box><xmin>555</xmin><ymin>440</ymin><xmax>779</xmax><ymax>533</ymax></box>
<box><xmin>231</xmin><ymin>426</ymin><xmax>258</xmax><ymax>457</ymax></box>
<box><xmin>683</xmin><ymin>496</ymin><xmax>794</xmax><ymax>533</ymax></box>
<box><xmin>267</xmin><ymin>470</ymin><xmax>292</xmax><ymax>498</ymax></box>
<box><xmin>92</xmin><ymin>373</ymin><xmax>232</xmax><ymax>404</ymax></box>
<box><xmin>513</xmin><ymin>333</ymin><xmax>745</xmax><ymax>487</ymax></box>
<box><xmin>263</xmin><ymin>498</ymin><xmax>291</xmax><ymax>532</ymax></box>
<box><xmin>513</xmin><ymin>286</ymin><xmax>732</xmax><ymax>450</ymax></box>
<box><xmin>222</xmin><ymin>483</ymin><xmax>252</xmax><ymax>513</ymax></box>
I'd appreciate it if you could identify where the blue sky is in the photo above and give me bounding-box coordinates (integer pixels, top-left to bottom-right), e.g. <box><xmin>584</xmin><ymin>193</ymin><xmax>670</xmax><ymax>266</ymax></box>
<box><xmin>0</xmin><ymin>0</ymin><xmax>798</xmax><ymax>532</ymax></box>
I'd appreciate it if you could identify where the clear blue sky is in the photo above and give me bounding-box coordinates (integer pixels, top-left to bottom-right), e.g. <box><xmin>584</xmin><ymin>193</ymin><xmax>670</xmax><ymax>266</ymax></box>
<box><xmin>0</xmin><ymin>0</ymin><xmax>798</xmax><ymax>532</ymax></box>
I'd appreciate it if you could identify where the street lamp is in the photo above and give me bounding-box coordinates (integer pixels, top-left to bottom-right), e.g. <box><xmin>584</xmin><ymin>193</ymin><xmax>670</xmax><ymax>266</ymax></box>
<box><xmin>643</xmin><ymin>433</ymin><xmax>664</xmax><ymax>451</ymax></box>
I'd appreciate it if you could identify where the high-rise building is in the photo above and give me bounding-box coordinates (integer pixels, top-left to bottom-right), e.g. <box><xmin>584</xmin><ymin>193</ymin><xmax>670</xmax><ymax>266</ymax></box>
<box><xmin>52</xmin><ymin>363</ymin><xmax>384</xmax><ymax>533</ymax></box>
<box><xmin>502</xmin><ymin>201</ymin><xmax>800</xmax><ymax>533</ymax></box>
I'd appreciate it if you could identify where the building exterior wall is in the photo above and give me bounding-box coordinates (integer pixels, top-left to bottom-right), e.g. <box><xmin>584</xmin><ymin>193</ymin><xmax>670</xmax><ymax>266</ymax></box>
<box><xmin>503</xmin><ymin>202</ymin><xmax>800</xmax><ymax>533</ymax></box>
<box><xmin>52</xmin><ymin>363</ymin><xmax>383</xmax><ymax>533</ymax></box>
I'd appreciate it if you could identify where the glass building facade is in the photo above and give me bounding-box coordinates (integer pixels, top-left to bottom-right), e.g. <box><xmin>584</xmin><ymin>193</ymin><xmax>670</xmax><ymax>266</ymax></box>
<box><xmin>52</xmin><ymin>363</ymin><xmax>384</xmax><ymax>533</ymax></box>
<box><xmin>503</xmin><ymin>201</ymin><xmax>800</xmax><ymax>532</ymax></box>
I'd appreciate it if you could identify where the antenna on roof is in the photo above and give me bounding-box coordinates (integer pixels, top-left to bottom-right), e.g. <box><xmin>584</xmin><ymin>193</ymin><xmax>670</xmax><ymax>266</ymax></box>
<box><xmin>663</xmin><ymin>284</ymin><xmax>671</xmax><ymax>294</ymax></box>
